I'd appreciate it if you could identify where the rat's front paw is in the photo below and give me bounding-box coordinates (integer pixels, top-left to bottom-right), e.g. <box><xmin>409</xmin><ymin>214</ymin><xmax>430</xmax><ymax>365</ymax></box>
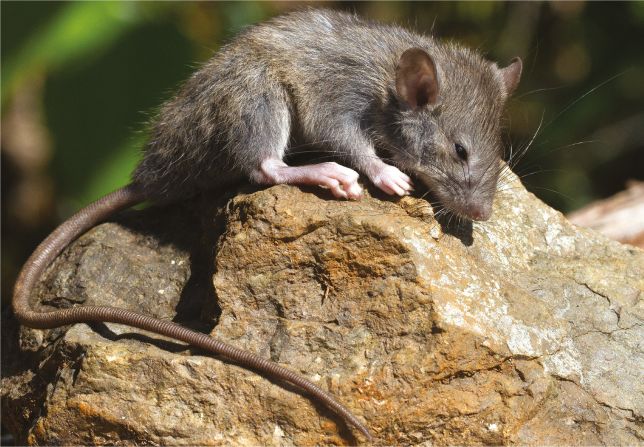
<box><xmin>254</xmin><ymin>159</ymin><xmax>362</xmax><ymax>200</ymax></box>
<box><xmin>369</xmin><ymin>163</ymin><xmax>414</xmax><ymax>196</ymax></box>
<box><xmin>313</xmin><ymin>162</ymin><xmax>362</xmax><ymax>200</ymax></box>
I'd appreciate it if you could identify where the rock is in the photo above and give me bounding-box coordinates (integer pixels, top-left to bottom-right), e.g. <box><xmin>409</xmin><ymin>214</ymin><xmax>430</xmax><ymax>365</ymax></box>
<box><xmin>2</xmin><ymin>173</ymin><xmax>643</xmax><ymax>445</ymax></box>
<box><xmin>567</xmin><ymin>180</ymin><xmax>644</xmax><ymax>248</ymax></box>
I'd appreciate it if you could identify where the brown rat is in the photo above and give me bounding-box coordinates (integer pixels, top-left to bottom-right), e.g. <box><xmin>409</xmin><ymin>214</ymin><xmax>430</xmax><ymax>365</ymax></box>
<box><xmin>13</xmin><ymin>9</ymin><xmax>522</xmax><ymax>442</ymax></box>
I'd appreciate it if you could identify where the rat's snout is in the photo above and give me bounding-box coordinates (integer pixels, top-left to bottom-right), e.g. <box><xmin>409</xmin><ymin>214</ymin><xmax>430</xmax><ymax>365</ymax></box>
<box><xmin>462</xmin><ymin>167</ymin><xmax>499</xmax><ymax>221</ymax></box>
<box><xmin>416</xmin><ymin>170</ymin><xmax>495</xmax><ymax>221</ymax></box>
<box><xmin>464</xmin><ymin>203</ymin><xmax>492</xmax><ymax>221</ymax></box>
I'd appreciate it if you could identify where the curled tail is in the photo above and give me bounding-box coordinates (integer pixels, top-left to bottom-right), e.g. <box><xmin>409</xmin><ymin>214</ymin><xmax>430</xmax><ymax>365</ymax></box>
<box><xmin>12</xmin><ymin>184</ymin><xmax>373</xmax><ymax>442</ymax></box>
<box><xmin>12</xmin><ymin>184</ymin><xmax>145</xmax><ymax>327</ymax></box>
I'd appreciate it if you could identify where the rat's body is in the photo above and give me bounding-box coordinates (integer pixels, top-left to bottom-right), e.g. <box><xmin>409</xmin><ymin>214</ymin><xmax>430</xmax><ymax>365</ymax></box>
<box><xmin>13</xmin><ymin>10</ymin><xmax>521</xmax><ymax>442</ymax></box>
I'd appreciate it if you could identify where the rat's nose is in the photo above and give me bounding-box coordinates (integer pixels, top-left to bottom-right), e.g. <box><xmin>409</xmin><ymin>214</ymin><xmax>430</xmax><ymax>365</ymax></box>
<box><xmin>466</xmin><ymin>204</ymin><xmax>491</xmax><ymax>221</ymax></box>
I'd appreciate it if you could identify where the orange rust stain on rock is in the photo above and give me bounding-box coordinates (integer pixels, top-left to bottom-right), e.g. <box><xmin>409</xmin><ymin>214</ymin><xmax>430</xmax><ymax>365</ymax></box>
<box><xmin>75</xmin><ymin>400</ymin><xmax>101</xmax><ymax>418</ymax></box>
<box><xmin>352</xmin><ymin>373</ymin><xmax>387</xmax><ymax>402</ymax></box>
<box><xmin>28</xmin><ymin>419</ymin><xmax>46</xmax><ymax>446</ymax></box>
<box><xmin>317</xmin><ymin>421</ymin><xmax>352</xmax><ymax>446</ymax></box>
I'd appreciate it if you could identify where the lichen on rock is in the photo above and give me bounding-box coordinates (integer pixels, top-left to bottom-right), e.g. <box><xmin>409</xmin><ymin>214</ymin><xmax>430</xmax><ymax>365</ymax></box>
<box><xmin>2</xmin><ymin>172</ymin><xmax>642</xmax><ymax>445</ymax></box>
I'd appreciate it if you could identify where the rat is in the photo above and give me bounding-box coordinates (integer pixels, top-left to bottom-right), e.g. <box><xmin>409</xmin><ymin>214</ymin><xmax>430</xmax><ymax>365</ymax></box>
<box><xmin>13</xmin><ymin>9</ymin><xmax>521</xmax><ymax>443</ymax></box>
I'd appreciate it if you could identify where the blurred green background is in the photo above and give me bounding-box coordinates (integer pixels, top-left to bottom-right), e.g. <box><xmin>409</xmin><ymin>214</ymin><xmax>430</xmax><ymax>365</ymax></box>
<box><xmin>2</xmin><ymin>1</ymin><xmax>644</xmax><ymax>306</ymax></box>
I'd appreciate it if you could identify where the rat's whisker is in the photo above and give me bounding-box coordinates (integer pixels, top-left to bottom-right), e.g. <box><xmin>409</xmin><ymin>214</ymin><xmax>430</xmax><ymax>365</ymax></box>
<box><xmin>544</xmin><ymin>71</ymin><xmax>628</xmax><ymax>128</ymax></box>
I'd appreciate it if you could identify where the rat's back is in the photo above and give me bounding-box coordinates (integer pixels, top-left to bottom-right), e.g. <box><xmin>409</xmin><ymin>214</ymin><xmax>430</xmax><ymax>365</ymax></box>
<box><xmin>132</xmin><ymin>9</ymin><xmax>491</xmax><ymax>204</ymax></box>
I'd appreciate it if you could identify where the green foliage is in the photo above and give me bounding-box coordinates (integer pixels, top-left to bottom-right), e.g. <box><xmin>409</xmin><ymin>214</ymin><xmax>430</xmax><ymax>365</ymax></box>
<box><xmin>3</xmin><ymin>2</ymin><xmax>139</xmax><ymax>104</ymax></box>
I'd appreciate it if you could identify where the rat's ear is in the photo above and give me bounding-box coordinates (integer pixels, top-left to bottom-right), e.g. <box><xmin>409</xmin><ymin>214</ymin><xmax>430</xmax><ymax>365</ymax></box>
<box><xmin>499</xmin><ymin>57</ymin><xmax>522</xmax><ymax>96</ymax></box>
<box><xmin>396</xmin><ymin>48</ymin><xmax>439</xmax><ymax>110</ymax></box>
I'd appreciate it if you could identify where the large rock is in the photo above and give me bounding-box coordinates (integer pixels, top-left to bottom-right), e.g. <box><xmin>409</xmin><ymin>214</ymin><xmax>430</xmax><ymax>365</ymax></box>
<box><xmin>2</xmin><ymin>173</ymin><xmax>642</xmax><ymax>445</ymax></box>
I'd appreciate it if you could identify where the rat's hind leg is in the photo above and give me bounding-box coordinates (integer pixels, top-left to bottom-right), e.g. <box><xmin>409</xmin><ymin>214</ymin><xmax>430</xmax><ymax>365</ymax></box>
<box><xmin>252</xmin><ymin>159</ymin><xmax>363</xmax><ymax>200</ymax></box>
<box><xmin>241</xmin><ymin>88</ymin><xmax>362</xmax><ymax>199</ymax></box>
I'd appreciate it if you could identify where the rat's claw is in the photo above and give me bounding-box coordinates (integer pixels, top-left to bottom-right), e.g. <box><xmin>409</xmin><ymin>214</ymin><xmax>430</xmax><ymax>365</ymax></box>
<box><xmin>369</xmin><ymin>163</ymin><xmax>414</xmax><ymax>196</ymax></box>
<box><xmin>394</xmin><ymin>176</ymin><xmax>413</xmax><ymax>193</ymax></box>
<box><xmin>344</xmin><ymin>182</ymin><xmax>363</xmax><ymax>200</ymax></box>
<box><xmin>316</xmin><ymin>162</ymin><xmax>361</xmax><ymax>199</ymax></box>
<box><xmin>324</xmin><ymin>178</ymin><xmax>348</xmax><ymax>199</ymax></box>
<box><xmin>386</xmin><ymin>179</ymin><xmax>407</xmax><ymax>196</ymax></box>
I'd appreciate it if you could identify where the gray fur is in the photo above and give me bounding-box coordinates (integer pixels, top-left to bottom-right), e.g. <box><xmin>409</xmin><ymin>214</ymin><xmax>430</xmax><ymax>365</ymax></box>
<box><xmin>133</xmin><ymin>9</ymin><xmax>520</xmax><ymax>219</ymax></box>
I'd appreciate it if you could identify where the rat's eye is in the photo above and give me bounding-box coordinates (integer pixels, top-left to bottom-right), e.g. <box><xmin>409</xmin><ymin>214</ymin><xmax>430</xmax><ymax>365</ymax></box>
<box><xmin>454</xmin><ymin>143</ymin><xmax>468</xmax><ymax>161</ymax></box>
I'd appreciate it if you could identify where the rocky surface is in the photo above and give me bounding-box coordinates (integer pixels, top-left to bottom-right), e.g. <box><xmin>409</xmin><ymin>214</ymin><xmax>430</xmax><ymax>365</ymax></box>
<box><xmin>2</xmin><ymin>173</ymin><xmax>643</xmax><ymax>446</ymax></box>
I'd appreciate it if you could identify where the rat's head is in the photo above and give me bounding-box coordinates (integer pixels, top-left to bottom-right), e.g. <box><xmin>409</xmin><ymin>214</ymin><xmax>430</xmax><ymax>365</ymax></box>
<box><xmin>385</xmin><ymin>47</ymin><xmax>522</xmax><ymax>221</ymax></box>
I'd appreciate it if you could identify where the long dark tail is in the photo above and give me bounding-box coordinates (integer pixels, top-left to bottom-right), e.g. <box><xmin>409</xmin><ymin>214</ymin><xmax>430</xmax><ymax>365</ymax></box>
<box><xmin>12</xmin><ymin>184</ymin><xmax>373</xmax><ymax>442</ymax></box>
